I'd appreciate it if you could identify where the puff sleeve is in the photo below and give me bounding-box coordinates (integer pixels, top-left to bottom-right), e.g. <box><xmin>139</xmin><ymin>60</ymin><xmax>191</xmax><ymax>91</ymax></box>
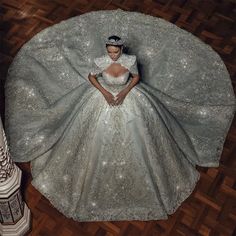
<box><xmin>89</xmin><ymin>58</ymin><xmax>102</xmax><ymax>77</ymax></box>
<box><xmin>129</xmin><ymin>56</ymin><xmax>139</xmax><ymax>76</ymax></box>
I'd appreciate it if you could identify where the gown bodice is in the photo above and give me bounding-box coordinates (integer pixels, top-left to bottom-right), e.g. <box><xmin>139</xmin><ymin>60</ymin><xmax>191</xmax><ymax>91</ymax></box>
<box><xmin>98</xmin><ymin>70</ymin><xmax>131</xmax><ymax>93</ymax></box>
<box><xmin>102</xmin><ymin>71</ymin><xmax>130</xmax><ymax>85</ymax></box>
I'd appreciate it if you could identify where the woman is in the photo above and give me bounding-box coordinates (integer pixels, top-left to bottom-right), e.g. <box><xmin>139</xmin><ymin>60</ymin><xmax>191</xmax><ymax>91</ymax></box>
<box><xmin>88</xmin><ymin>35</ymin><xmax>140</xmax><ymax>107</ymax></box>
<box><xmin>28</xmin><ymin>36</ymin><xmax>202</xmax><ymax>221</ymax></box>
<box><xmin>4</xmin><ymin>9</ymin><xmax>236</xmax><ymax>222</ymax></box>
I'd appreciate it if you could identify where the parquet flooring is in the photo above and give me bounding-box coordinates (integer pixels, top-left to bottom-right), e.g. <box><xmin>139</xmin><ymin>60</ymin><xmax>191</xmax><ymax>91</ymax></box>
<box><xmin>1</xmin><ymin>0</ymin><xmax>236</xmax><ymax>235</ymax></box>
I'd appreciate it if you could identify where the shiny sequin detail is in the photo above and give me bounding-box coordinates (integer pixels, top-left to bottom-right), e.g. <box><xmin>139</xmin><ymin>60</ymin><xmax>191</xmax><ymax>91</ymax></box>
<box><xmin>90</xmin><ymin>53</ymin><xmax>138</xmax><ymax>76</ymax></box>
<box><xmin>4</xmin><ymin>9</ymin><xmax>236</xmax><ymax>222</ymax></box>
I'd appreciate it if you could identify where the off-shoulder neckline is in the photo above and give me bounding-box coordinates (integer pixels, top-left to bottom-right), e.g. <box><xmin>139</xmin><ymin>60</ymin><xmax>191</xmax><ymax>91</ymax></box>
<box><xmin>102</xmin><ymin>71</ymin><xmax>129</xmax><ymax>78</ymax></box>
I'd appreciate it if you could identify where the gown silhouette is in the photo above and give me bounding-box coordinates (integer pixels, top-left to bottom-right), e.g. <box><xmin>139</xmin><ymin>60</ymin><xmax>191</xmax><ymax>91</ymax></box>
<box><xmin>4</xmin><ymin>9</ymin><xmax>236</xmax><ymax>221</ymax></box>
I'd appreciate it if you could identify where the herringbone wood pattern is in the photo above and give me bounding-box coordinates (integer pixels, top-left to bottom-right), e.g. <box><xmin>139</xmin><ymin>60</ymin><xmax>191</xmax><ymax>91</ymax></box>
<box><xmin>1</xmin><ymin>0</ymin><xmax>236</xmax><ymax>235</ymax></box>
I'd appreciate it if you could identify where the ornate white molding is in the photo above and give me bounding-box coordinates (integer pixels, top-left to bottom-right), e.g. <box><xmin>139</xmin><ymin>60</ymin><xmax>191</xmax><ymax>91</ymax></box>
<box><xmin>0</xmin><ymin>123</ymin><xmax>15</xmax><ymax>182</ymax></box>
<box><xmin>0</xmin><ymin>117</ymin><xmax>31</xmax><ymax>235</ymax></box>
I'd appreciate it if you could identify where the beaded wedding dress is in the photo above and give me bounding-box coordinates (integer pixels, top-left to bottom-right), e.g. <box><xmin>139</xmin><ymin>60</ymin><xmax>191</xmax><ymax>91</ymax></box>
<box><xmin>4</xmin><ymin>9</ymin><xmax>236</xmax><ymax>222</ymax></box>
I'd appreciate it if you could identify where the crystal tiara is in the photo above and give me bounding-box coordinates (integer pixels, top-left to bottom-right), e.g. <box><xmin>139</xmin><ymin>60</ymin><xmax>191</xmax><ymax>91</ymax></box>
<box><xmin>105</xmin><ymin>37</ymin><xmax>124</xmax><ymax>46</ymax></box>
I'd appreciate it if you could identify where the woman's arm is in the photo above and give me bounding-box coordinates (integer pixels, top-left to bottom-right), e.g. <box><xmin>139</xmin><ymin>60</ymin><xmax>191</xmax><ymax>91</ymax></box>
<box><xmin>88</xmin><ymin>73</ymin><xmax>116</xmax><ymax>106</ymax></box>
<box><xmin>123</xmin><ymin>73</ymin><xmax>140</xmax><ymax>93</ymax></box>
<box><xmin>88</xmin><ymin>73</ymin><xmax>108</xmax><ymax>95</ymax></box>
<box><xmin>114</xmin><ymin>73</ymin><xmax>140</xmax><ymax>106</ymax></box>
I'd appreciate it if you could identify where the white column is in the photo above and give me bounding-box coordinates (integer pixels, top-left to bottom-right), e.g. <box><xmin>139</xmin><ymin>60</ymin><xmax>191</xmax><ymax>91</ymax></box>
<box><xmin>0</xmin><ymin>117</ymin><xmax>31</xmax><ymax>236</ymax></box>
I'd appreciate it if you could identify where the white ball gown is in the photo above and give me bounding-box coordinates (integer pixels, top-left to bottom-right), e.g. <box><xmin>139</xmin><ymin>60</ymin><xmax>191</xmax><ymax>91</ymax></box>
<box><xmin>4</xmin><ymin>9</ymin><xmax>236</xmax><ymax>222</ymax></box>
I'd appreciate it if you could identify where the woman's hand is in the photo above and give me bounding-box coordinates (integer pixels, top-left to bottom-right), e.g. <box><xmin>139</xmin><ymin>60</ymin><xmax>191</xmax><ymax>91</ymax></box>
<box><xmin>103</xmin><ymin>90</ymin><xmax>116</xmax><ymax>106</ymax></box>
<box><xmin>114</xmin><ymin>89</ymin><xmax>129</xmax><ymax>106</ymax></box>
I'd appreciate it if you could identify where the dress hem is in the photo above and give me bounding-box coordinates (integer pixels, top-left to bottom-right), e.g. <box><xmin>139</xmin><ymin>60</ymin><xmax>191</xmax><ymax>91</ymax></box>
<box><xmin>30</xmin><ymin>171</ymin><xmax>201</xmax><ymax>222</ymax></box>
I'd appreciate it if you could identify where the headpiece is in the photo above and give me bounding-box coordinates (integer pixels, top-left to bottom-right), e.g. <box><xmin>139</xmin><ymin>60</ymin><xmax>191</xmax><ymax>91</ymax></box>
<box><xmin>105</xmin><ymin>37</ymin><xmax>124</xmax><ymax>46</ymax></box>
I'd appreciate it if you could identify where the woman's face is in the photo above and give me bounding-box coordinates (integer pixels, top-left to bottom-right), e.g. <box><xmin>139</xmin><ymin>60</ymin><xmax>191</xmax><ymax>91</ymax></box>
<box><xmin>106</xmin><ymin>45</ymin><xmax>122</xmax><ymax>61</ymax></box>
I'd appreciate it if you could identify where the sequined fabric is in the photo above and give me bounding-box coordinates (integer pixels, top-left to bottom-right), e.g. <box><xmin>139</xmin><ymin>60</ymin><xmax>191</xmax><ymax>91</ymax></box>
<box><xmin>4</xmin><ymin>9</ymin><xmax>236</xmax><ymax>222</ymax></box>
<box><xmin>90</xmin><ymin>53</ymin><xmax>138</xmax><ymax>76</ymax></box>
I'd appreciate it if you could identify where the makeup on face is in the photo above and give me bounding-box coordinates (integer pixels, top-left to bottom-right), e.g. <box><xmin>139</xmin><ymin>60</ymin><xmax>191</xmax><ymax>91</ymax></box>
<box><xmin>106</xmin><ymin>46</ymin><xmax>122</xmax><ymax>61</ymax></box>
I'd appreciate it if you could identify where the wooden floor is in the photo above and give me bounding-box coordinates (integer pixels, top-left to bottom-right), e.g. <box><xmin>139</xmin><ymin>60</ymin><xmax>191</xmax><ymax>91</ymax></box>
<box><xmin>1</xmin><ymin>0</ymin><xmax>236</xmax><ymax>235</ymax></box>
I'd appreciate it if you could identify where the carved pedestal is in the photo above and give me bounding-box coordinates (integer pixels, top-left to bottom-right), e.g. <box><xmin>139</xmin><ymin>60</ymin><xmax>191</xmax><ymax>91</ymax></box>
<box><xmin>0</xmin><ymin>118</ymin><xmax>31</xmax><ymax>236</ymax></box>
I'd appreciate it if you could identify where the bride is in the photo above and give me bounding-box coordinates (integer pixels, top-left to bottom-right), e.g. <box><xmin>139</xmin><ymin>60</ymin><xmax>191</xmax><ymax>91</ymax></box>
<box><xmin>5</xmin><ymin>35</ymin><xmax>203</xmax><ymax>221</ymax></box>
<box><xmin>4</xmin><ymin>9</ymin><xmax>236</xmax><ymax>222</ymax></box>
<box><xmin>88</xmin><ymin>35</ymin><xmax>140</xmax><ymax>107</ymax></box>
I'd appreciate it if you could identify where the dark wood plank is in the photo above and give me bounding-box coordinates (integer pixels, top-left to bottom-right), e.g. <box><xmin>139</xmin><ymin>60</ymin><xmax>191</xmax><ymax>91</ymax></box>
<box><xmin>1</xmin><ymin>1</ymin><xmax>236</xmax><ymax>235</ymax></box>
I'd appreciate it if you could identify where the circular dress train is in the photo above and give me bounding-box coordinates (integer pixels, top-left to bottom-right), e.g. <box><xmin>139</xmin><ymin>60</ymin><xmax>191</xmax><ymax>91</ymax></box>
<box><xmin>4</xmin><ymin>9</ymin><xmax>236</xmax><ymax>222</ymax></box>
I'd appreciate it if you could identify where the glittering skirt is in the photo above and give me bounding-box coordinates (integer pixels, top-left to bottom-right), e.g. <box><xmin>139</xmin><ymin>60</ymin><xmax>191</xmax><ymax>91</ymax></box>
<box><xmin>29</xmin><ymin>79</ymin><xmax>202</xmax><ymax>222</ymax></box>
<box><xmin>4</xmin><ymin>8</ymin><xmax>236</xmax><ymax>222</ymax></box>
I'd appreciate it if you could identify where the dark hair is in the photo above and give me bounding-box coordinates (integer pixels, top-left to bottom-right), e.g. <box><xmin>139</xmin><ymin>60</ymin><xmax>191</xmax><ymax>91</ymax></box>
<box><xmin>106</xmin><ymin>35</ymin><xmax>123</xmax><ymax>49</ymax></box>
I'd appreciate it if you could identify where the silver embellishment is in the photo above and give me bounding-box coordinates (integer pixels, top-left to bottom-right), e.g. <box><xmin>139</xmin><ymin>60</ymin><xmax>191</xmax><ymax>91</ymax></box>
<box><xmin>105</xmin><ymin>37</ymin><xmax>124</xmax><ymax>46</ymax></box>
<box><xmin>4</xmin><ymin>8</ymin><xmax>236</xmax><ymax>222</ymax></box>
<box><xmin>90</xmin><ymin>53</ymin><xmax>137</xmax><ymax>76</ymax></box>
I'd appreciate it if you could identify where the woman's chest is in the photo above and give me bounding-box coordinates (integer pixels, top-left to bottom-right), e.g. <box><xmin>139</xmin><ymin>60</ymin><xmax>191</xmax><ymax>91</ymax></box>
<box><xmin>101</xmin><ymin>71</ymin><xmax>130</xmax><ymax>86</ymax></box>
<box><xmin>103</xmin><ymin>63</ymin><xmax>129</xmax><ymax>77</ymax></box>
